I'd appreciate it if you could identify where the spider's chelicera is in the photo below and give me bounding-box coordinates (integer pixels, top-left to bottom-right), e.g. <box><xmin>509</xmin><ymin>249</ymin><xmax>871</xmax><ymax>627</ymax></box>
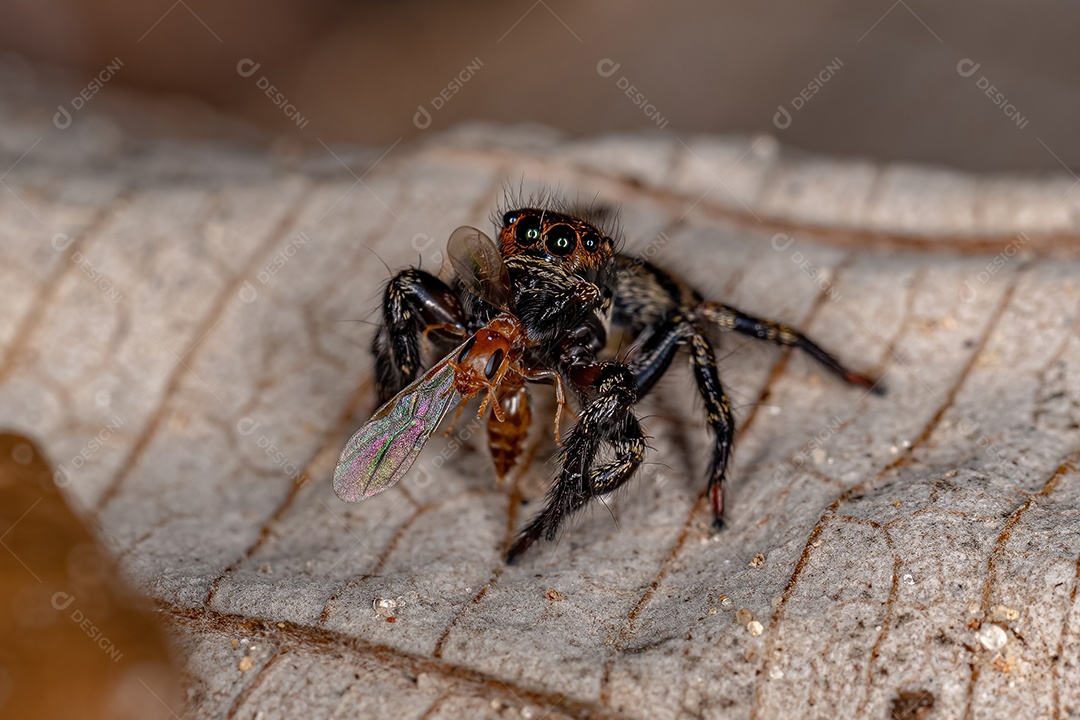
<box><xmin>334</xmin><ymin>198</ymin><xmax>882</xmax><ymax>563</ymax></box>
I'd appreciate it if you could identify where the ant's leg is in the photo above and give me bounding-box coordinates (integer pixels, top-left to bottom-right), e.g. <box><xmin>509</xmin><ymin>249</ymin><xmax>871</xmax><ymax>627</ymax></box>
<box><xmin>506</xmin><ymin>363</ymin><xmax>645</xmax><ymax>563</ymax></box>
<box><xmin>372</xmin><ymin>269</ymin><xmax>467</xmax><ymax>402</ymax></box>
<box><xmin>521</xmin><ymin>367</ymin><xmax>576</xmax><ymax>444</ymax></box>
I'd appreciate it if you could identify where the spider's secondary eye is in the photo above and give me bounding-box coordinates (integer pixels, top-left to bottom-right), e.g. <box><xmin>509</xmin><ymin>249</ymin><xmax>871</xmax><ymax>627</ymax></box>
<box><xmin>457</xmin><ymin>336</ymin><xmax>476</xmax><ymax>362</ymax></box>
<box><xmin>545</xmin><ymin>224</ymin><xmax>577</xmax><ymax>256</ymax></box>
<box><xmin>514</xmin><ymin>215</ymin><xmax>542</xmax><ymax>245</ymax></box>
<box><xmin>502</xmin><ymin>210</ymin><xmax>519</xmax><ymax>227</ymax></box>
<box><xmin>581</xmin><ymin>231</ymin><xmax>601</xmax><ymax>252</ymax></box>
<box><xmin>484</xmin><ymin>348</ymin><xmax>504</xmax><ymax>379</ymax></box>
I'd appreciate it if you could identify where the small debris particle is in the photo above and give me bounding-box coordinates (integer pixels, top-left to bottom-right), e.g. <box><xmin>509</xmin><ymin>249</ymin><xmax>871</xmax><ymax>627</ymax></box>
<box><xmin>736</xmin><ymin>608</ymin><xmax>755</xmax><ymax>626</ymax></box>
<box><xmin>976</xmin><ymin>623</ymin><xmax>1008</xmax><ymax>651</ymax></box>
<box><xmin>258</xmin><ymin>563</ymin><xmax>272</xmax><ymax>574</ymax></box>
<box><xmin>238</xmin><ymin>656</ymin><xmax>254</xmax><ymax>672</ymax></box>
<box><xmin>276</xmin><ymin>622</ymin><xmax>285</xmax><ymax>629</ymax></box>
<box><xmin>890</xmin><ymin>689</ymin><xmax>934</xmax><ymax>720</ymax></box>
<box><xmin>771</xmin><ymin>596</ymin><xmax>782</xmax><ymax>608</ymax></box>
<box><xmin>545</xmin><ymin>588</ymin><xmax>565</xmax><ymax>602</ymax></box>
<box><xmin>749</xmin><ymin>554</ymin><xmax>765</xmax><ymax>568</ymax></box>
<box><xmin>231</xmin><ymin>639</ymin><xmax>239</xmax><ymax>649</ymax></box>
<box><xmin>967</xmin><ymin>618</ymin><xmax>981</xmax><ymax>630</ymax></box>
<box><xmin>747</xmin><ymin>620</ymin><xmax>764</xmax><ymax>637</ymax></box>
<box><xmin>889</xmin><ymin>445</ymin><xmax>899</xmax><ymax>454</ymax></box>
<box><xmin>386</xmin><ymin>616</ymin><xmax>396</xmax><ymax>623</ymax></box>
<box><xmin>373</xmin><ymin>597</ymin><xmax>398</xmax><ymax>618</ymax></box>
<box><xmin>992</xmin><ymin>655</ymin><xmax>1012</xmax><ymax>673</ymax></box>
<box><xmin>769</xmin><ymin>665</ymin><xmax>784</xmax><ymax>679</ymax></box>
<box><xmin>811</xmin><ymin>448</ymin><xmax>827</xmax><ymax>464</ymax></box>
<box><xmin>893</xmin><ymin>500</ymin><xmax>902</xmax><ymax>507</ymax></box>
<box><xmin>707</xmin><ymin>607</ymin><xmax>718</xmax><ymax>615</ymax></box>
<box><xmin>989</xmin><ymin>605</ymin><xmax>1020</xmax><ymax>623</ymax></box>
<box><xmin>719</xmin><ymin>594</ymin><xmax>732</xmax><ymax>608</ymax></box>
<box><xmin>811</xmin><ymin>538</ymin><xmax>824</xmax><ymax>548</ymax></box>
<box><xmin>902</xmin><ymin>573</ymin><xmax>915</xmax><ymax>586</ymax></box>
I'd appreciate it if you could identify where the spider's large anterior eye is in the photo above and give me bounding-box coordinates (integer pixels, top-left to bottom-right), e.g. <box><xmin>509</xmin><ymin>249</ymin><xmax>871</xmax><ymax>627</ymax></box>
<box><xmin>545</xmin><ymin>224</ymin><xmax>577</xmax><ymax>256</ymax></box>
<box><xmin>514</xmin><ymin>215</ymin><xmax>542</xmax><ymax>245</ymax></box>
<box><xmin>581</xmin><ymin>231</ymin><xmax>601</xmax><ymax>253</ymax></box>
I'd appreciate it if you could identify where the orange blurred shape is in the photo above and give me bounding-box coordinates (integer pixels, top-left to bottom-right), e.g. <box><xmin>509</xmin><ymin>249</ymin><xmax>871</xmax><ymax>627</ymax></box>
<box><xmin>0</xmin><ymin>432</ymin><xmax>182</xmax><ymax>720</ymax></box>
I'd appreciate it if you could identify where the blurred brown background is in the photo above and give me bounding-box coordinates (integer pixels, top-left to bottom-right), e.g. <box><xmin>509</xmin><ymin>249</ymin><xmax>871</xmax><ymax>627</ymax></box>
<box><xmin>2</xmin><ymin>0</ymin><xmax>1076</xmax><ymax>172</ymax></box>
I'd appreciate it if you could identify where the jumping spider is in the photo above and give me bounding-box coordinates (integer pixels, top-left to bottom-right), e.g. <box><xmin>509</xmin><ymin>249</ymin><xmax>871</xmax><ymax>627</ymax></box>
<box><xmin>334</xmin><ymin>199</ymin><xmax>881</xmax><ymax>563</ymax></box>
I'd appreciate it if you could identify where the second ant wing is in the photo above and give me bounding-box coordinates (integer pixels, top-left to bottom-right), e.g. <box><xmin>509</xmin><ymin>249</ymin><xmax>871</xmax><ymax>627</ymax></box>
<box><xmin>447</xmin><ymin>225</ymin><xmax>513</xmax><ymax>311</ymax></box>
<box><xmin>333</xmin><ymin>355</ymin><xmax>463</xmax><ymax>502</ymax></box>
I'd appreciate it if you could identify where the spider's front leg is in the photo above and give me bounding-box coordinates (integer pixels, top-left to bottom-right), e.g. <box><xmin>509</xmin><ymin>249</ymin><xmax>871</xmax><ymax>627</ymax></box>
<box><xmin>372</xmin><ymin>268</ymin><xmax>468</xmax><ymax>402</ymax></box>
<box><xmin>612</xmin><ymin>255</ymin><xmax>881</xmax><ymax>530</ymax></box>
<box><xmin>506</xmin><ymin>360</ymin><xmax>646</xmax><ymax>563</ymax></box>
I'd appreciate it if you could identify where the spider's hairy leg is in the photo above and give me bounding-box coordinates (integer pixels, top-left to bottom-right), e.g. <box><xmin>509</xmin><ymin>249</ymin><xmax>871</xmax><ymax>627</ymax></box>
<box><xmin>698</xmin><ymin>302</ymin><xmax>884</xmax><ymax>394</ymax></box>
<box><xmin>506</xmin><ymin>363</ymin><xmax>645</xmax><ymax>563</ymax></box>
<box><xmin>372</xmin><ymin>268</ymin><xmax>468</xmax><ymax>402</ymax></box>
<box><xmin>626</xmin><ymin>311</ymin><xmax>735</xmax><ymax>529</ymax></box>
<box><xmin>686</xmin><ymin>328</ymin><xmax>735</xmax><ymax>528</ymax></box>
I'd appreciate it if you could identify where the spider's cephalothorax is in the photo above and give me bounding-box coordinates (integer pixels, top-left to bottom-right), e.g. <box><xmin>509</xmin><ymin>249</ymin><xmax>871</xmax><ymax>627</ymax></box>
<box><xmin>339</xmin><ymin>199</ymin><xmax>883</xmax><ymax>563</ymax></box>
<box><xmin>497</xmin><ymin>207</ymin><xmax>615</xmax><ymax>275</ymax></box>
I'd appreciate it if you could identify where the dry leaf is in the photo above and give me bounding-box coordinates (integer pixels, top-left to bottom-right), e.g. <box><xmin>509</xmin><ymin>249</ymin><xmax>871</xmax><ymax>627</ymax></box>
<box><xmin>2</xmin><ymin>61</ymin><xmax>1080</xmax><ymax>718</ymax></box>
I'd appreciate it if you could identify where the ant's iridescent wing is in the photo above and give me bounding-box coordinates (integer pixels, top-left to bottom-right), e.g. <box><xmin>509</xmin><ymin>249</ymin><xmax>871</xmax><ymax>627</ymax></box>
<box><xmin>333</xmin><ymin>354</ymin><xmax>463</xmax><ymax>502</ymax></box>
<box><xmin>447</xmin><ymin>226</ymin><xmax>513</xmax><ymax>312</ymax></box>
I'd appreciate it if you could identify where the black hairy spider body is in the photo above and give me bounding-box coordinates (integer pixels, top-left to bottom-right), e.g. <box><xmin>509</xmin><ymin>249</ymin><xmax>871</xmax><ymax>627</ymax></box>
<box><xmin>359</xmin><ymin>199</ymin><xmax>881</xmax><ymax>563</ymax></box>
